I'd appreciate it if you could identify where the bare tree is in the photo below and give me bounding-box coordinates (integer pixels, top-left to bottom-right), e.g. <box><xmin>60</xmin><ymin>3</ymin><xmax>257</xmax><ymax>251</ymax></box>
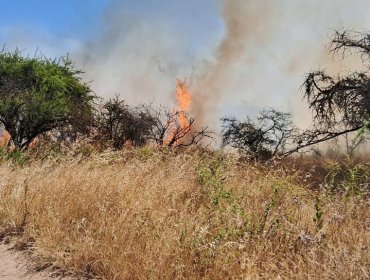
<box><xmin>282</xmin><ymin>30</ymin><xmax>370</xmax><ymax>156</ymax></box>
<box><xmin>222</xmin><ymin>109</ymin><xmax>297</xmax><ymax>160</ymax></box>
<box><xmin>141</xmin><ymin>105</ymin><xmax>214</xmax><ymax>148</ymax></box>
<box><xmin>96</xmin><ymin>100</ymin><xmax>214</xmax><ymax>150</ymax></box>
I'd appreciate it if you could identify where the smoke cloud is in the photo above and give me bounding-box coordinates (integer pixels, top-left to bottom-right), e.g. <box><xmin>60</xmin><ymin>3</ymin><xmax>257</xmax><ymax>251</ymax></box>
<box><xmin>191</xmin><ymin>0</ymin><xmax>278</xmax><ymax>128</ymax></box>
<box><xmin>191</xmin><ymin>0</ymin><xmax>370</xmax><ymax>129</ymax></box>
<box><xmin>2</xmin><ymin>0</ymin><xmax>370</xmax><ymax>131</ymax></box>
<box><xmin>74</xmin><ymin>0</ymin><xmax>221</xmax><ymax>108</ymax></box>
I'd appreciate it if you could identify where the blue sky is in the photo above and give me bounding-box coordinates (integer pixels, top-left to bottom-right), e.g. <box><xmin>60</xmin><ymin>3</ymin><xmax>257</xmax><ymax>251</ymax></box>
<box><xmin>0</xmin><ymin>0</ymin><xmax>110</xmax><ymax>39</ymax></box>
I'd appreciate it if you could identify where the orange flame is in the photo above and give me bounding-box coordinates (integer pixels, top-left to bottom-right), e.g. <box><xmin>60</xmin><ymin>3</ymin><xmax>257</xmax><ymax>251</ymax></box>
<box><xmin>164</xmin><ymin>79</ymin><xmax>192</xmax><ymax>146</ymax></box>
<box><xmin>0</xmin><ymin>131</ymin><xmax>11</xmax><ymax>149</ymax></box>
<box><xmin>175</xmin><ymin>78</ymin><xmax>191</xmax><ymax>129</ymax></box>
<box><xmin>0</xmin><ymin>130</ymin><xmax>38</xmax><ymax>150</ymax></box>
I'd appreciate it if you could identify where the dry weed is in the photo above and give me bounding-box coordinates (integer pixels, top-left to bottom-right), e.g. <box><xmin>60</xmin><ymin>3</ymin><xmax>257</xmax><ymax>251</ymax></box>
<box><xmin>0</xmin><ymin>149</ymin><xmax>369</xmax><ymax>279</ymax></box>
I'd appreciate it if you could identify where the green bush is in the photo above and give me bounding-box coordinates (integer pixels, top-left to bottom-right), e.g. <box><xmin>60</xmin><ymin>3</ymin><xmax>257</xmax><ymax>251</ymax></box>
<box><xmin>0</xmin><ymin>50</ymin><xmax>95</xmax><ymax>150</ymax></box>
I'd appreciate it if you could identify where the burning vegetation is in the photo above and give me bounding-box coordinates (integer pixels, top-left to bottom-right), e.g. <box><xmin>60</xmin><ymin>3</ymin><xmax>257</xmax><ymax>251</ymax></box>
<box><xmin>2</xmin><ymin>30</ymin><xmax>369</xmax><ymax>157</ymax></box>
<box><xmin>175</xmin><ymin>79</ymin><xmax>192</xmax><ymax>130</ymax></box>
<box><xmin>164</xmin><ymin>79</ymin><xmax>193</xmax><ymax>145</ymax></box>
<box><xmin>0</xmin><ymin>28</ymin><xmax>369</xmax><ymax>280</ymax></box>
<box><xmin>1</xmin><ymin>29</ymin><xmax>370</xmax><ymax>156</ymax></box>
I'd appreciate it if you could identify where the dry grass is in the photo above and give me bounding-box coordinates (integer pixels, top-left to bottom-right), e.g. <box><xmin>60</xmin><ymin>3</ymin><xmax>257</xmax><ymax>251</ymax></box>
<box><xmin>0</xmin><ymin>148</ymin><xmax>369</xmax><ymax>279</ymax></box>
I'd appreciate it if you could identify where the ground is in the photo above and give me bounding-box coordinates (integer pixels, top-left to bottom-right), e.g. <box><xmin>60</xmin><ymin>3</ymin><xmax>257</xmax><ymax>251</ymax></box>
<box><xmin>0</xmin><ymin>243</ymin><xmax>70</xmax><ymax>280</ymax></box>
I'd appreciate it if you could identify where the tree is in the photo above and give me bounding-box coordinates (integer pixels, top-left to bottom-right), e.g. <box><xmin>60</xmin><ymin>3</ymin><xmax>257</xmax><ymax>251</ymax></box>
<box><xmin>96</xmin><ymin>101</ymin><xmax>214</xmax><ymax>150</ymax></box>
<box><xmin>221</xmin><ymin>109</ymin><xmax>297</xmax><ymax>160</ymax></box>
<box><xmin>141</xmin><ymin>105</ymin><xmax>214</xmax><ymax>148</ymax></box>
<box><xmin>282</xmin><ymin>30</ymin><xmax>370</xmax><ymax>156</ymax></box>
<box><xmin>0</xmin><ymin>50</ymin><xmax>95</xmax><ymax>149</ymax></box>
<box><xmin>222</xmin><ymin>30</ymin><xmax>370</xmax><ymax>160</ymax></box>
<box><xmin>96</xmin><ymin>97</ymin><xmax>154</xmax><ymax>149</ymax></box>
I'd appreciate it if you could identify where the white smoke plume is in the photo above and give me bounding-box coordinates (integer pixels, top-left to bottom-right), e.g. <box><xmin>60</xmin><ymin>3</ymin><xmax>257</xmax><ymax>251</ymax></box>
<box><xmin>191</xmin><ymin>0</ymin><xmax>370</xmax><ymax>129</ymax></box>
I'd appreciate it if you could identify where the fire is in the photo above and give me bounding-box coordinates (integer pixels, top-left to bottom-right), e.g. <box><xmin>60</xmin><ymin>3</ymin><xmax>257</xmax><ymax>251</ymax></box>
<box><xmin>0</xmin><ymin>130</ymin><xmax>38</xmax><ymax>150</ymax></box>
<box><xmin>164</xmin><ymin>79</ymin><xmax>192</xmax><ymax>146</ymax></box>
<box><xmin>175</xmin><ymin>78</ymin><xmax>191</xmax><ymax>129</ymax></box>
<box><xmin>0</xmin><ymin>130</ymin><xmax>11</xmax><ymax>149</ymax></box>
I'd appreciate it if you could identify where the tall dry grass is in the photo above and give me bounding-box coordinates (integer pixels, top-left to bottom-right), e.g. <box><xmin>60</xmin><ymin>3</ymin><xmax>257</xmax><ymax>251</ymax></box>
<box><xmin>0</xmin><ymin>148</ymin><xmax>369</xmax><ymax>279</ymax></box>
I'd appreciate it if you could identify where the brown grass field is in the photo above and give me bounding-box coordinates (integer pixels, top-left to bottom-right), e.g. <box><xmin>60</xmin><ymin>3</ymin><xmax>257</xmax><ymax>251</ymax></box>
<box><xmin>0</xmin><ymin>147</ymin><xmax>369</xmax><ymax>279</ymax></box>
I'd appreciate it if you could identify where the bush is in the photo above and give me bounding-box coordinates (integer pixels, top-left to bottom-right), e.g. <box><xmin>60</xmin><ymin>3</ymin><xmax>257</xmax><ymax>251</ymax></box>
<box><xmin>0</xmin><ymin>50</ymin><xmax>95</xmax><ymax>150</ymax></box>
<box><xmin>96</xmin><ymin>96</ymin><xmax>154</xmax><ymax>149</ymax></box>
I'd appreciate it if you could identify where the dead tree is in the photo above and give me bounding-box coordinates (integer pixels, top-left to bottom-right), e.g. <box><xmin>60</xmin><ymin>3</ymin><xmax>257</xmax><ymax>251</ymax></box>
<box><xmin>282</xmin><ymin>31</ymin><xmax>370</xmax><ymax>156</ymax></box>
<box><xmin>141</xmin><ymin>105</ymin><xmax>214</xmax><ymax>148</ymax></box>
<box><xmin>221</xmin><ymin>30</ymin><xmax>370</xmax><ymax>159</ymax></box>
<box><xmin>222</xmin><ymin>109</ymin><xmax>297</xmax><ymax>160</ymax></box>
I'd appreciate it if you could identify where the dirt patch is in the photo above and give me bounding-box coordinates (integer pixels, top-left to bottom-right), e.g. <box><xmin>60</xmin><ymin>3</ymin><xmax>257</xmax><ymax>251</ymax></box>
<box><xmin>0</xmin><ymin>243</ymin><xmax>70</xmax><ymax>280</ymax></box>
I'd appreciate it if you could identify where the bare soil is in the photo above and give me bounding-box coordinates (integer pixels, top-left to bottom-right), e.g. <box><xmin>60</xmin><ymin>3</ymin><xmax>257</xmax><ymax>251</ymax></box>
<box><xmin>0</xmin><ymin>243</ymin><xmax>69</xmax><ymax>280</ymax></box>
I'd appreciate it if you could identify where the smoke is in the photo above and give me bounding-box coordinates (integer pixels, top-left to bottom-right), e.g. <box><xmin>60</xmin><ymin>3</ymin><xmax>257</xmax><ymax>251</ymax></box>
<box><xmin>75</xmin><ymin>0</ymin><xmax>220</xmax><ymax>108</ymax></box>
<box><xmin>191</xmin><ymin>0</ymin><xmax>278</xmax><ymax>128</ymax></box>
<box><xmin>76</xmin><ymin>13</ymin><xmax>183</xmax><ymax>105</ymax></box>
<box><xmin>190</xmin><ymin>0</ymin><xmax>370</xmax><ymax>129</ymax></box>
<box><xmin>2</xmin><ymin>0</ymin><xmax>370</xmax><ymax>131</ymax></box>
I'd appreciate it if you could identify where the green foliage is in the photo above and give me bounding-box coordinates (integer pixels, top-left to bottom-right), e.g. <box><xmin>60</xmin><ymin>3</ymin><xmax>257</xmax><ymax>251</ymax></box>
<box><xmin>137</xmin><ymin>146</ymin><xmax>156</xmax><ymax>161</ymax></box>
<box><xmin>96</xmin><ymin>96</ymin><xmax>154</xmax><ymax>149</ymax></box>
<box><xmin>259</xmin><ymin>186</ymin><xmax>280</xmax><ymax>233</ymax></box>
<box><xmin>0</xmin><ymin>49</ymin><xmax>95</xmax><ymax>149</ymax></box>
<box><xmin>343</xmin><ymin>164</ymin><xmax>369</xmax><ymax>196</ymax></box>
<box><xmin>357</xmin><ymin>117</ymin><xmax>370</xmax><ymax>138</ymax></box>
<box><xmin>195</xmin><ymin>154</ymin><xmax>256</xmax><ymax>238</ymax></box>
<box><xmin>0</xmin><ymin>147</ymin><xmax>26</xmax><ymax>164</ymax></box>
<box><xmin>313</xmin><ymin>197</ymin><xmax>324</xmax><ymax>231</ymax></box>
<box><xmin>324</xmin><ymin>160</ymin><xmax>369</xmax><ymax>196</ymax></box>
<box><xmin>195</xmin><ymin>154</ymin><xmax>225</xmax><ymax>190</ymax></box>
<box><xmin>5</xmin><ymin>150</ymin><xmax>29</xmax><ymax>165</ymax></box>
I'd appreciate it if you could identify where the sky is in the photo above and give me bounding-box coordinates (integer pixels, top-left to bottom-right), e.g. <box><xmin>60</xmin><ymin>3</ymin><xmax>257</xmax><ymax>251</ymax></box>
<box><xmin>0</xmin><ymin>0</ymin><xmax>222</xmax><ymax>57</ymax></box>
<box><xmin>0</xmin><ymin>1</ymin><xmax>109</xmax><ymax>40</ymax></box>
<box><xmin>1</xmin><ymin>0</ymin><xmax>370</xmax><ymax>130</ymax></box>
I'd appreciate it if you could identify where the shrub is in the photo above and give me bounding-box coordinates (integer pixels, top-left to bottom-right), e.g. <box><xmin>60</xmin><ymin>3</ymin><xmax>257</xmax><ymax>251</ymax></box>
<box><xmin>0</xmin><ymin>50</ymin><xmax>95</xmax><ymax>150</ymax></box>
